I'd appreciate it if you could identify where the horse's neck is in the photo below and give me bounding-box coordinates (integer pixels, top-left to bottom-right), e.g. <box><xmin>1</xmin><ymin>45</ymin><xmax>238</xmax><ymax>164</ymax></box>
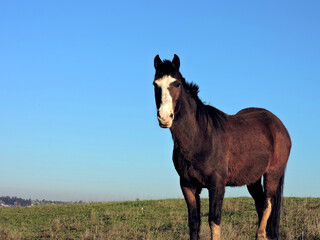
<box><xmin>170</xmin><ymin>94</ymin><xmax>200</xmax><ymax>150</ymax></box>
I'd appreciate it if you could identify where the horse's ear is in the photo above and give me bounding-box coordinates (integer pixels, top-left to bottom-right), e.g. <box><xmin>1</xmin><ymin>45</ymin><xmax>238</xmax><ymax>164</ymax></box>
<box><xmin>172</xmin><ymin>54</ymin><xmax>180</xmax><ymax>70</ymax></box>
<box><xmin>154</xmin><ymin>55</ymin><xmax>162</xmax><ymax>69</ymax></box>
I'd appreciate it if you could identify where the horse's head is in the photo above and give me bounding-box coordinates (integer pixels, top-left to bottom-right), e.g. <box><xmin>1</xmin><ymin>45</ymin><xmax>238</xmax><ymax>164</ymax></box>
<box><xmin>153</xmin><ymin>54</ymin><xmax>182</xmax><ymax>128</ymax></box>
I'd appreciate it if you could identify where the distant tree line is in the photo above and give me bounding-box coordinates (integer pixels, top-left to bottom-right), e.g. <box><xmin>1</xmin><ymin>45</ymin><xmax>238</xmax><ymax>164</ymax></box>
<box><xmin>0</xmin><ymin>196</ymin><xmax>68</xmax><ymax>206</ymax></box>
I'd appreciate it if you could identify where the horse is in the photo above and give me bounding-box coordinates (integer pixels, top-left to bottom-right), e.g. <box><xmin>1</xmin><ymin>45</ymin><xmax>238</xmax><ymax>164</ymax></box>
<box><xmin>152</xmin><ymin>54</ymin><xmax>291</xmax><ymax>240</ymax></box>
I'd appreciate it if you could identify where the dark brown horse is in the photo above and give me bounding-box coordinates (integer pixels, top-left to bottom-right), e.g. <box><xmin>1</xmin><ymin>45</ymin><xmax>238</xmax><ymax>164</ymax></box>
<box><xmin>153</xmin><ymin>55</ymin><xmax>291</xmax><ymax>240</ymax></box>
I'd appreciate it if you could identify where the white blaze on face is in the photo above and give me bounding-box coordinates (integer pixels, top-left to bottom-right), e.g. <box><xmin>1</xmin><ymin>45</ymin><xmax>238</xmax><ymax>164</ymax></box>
<box><xmin>154</xmin><ymin>75</ymin><xmax>176</xmax><ymax>124</ymax></box>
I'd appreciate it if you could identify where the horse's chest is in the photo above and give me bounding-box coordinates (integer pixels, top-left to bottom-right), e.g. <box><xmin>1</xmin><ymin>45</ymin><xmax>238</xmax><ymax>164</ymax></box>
<box><xmin>173</xmin><ymin>149</ymin><xmax>207</xmax><ymax>187</ymax></box>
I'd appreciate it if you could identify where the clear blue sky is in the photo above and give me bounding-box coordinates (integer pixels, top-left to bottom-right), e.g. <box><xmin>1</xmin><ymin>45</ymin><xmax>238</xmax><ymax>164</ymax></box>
<box><xmin>1</xmin><ymin>1</ymin><xmax>319</xmax><ymax>201</ymax></box>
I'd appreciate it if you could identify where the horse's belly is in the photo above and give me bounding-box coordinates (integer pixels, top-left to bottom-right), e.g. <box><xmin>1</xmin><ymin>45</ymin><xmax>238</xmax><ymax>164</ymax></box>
<box><xmin>226</xmin><ymin>156</ymin><xmax>269</xmax><ymax>186</ymax></box>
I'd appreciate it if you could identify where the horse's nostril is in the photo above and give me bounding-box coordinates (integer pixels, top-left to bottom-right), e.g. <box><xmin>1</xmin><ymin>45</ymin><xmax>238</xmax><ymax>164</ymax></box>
<box><xmin>170</xmin><ymin>113</ymin><xmax>174</xmax><ymax>119</ymax></box>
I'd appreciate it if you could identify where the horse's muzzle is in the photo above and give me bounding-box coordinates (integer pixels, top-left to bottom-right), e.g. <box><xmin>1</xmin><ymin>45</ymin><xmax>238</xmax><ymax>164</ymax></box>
<box><xmin>157</xmin><ymin>117</ymin><xmax>173</xmax><ymax>128</ymax></box>
<box><xmin>157</xmin><ymin>112</ymin><xmax>174</xmax><ymax>128</ymax></box>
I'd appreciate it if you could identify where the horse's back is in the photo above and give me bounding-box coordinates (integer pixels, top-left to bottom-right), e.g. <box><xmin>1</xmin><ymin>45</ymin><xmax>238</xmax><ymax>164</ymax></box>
<box><xmin>235</xmin><ymin>107</ymin><xmax>291</xmax><ymax>143</ymax></box>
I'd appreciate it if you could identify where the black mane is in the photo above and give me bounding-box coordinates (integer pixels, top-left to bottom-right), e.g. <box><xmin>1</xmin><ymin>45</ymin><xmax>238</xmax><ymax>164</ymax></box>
<box><xmin>181</xmin><ymin>76</ymin><xmax>227</xmax><ymax>130</ymax></box>
<box><xmin>182</xmin><ymin>79</ymin><xmax>200</xmax><ymax>101</ymax></box>
<box><xmin>179</xmin><ymin>73</ymin><xmax>227</xmax><ymax>130</ymax></box>
<box><xmin>154</xmin><ymin>60</ymin><xmax>179</xmax><ymax>79</ymax></box>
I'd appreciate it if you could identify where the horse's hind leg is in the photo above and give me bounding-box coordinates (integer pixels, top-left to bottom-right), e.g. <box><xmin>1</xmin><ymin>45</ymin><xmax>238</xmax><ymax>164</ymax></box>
<box><xmin>248</xmin><ymin>177</ymin><xmax>273</xmax><ymax>240</ymax></box>
<box><xmin>263</xmin><ymin>172</ymin><xmax>285</xmax><ymax>240</ymax></box>
<box><xmin>247</xmin><ymin>178</ymin><xmax>264</xmax><ymax>224</ymax></box>
<box><xmin>256</xmin><ymin>196</ymin><xmax>272</xmax><ymax>240</ymax></box>
<box><xmin>254</xmin><ymin>172</ymin><xmax>284</xmax><ymax>240</ymax></box>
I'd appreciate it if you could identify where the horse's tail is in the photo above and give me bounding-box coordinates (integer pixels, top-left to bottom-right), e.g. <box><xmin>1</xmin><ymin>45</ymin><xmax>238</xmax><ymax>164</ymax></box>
<box><xmin>266</xmin><ymin>173</ymin><xmax>285</xmax><ymax>240</ymax></box>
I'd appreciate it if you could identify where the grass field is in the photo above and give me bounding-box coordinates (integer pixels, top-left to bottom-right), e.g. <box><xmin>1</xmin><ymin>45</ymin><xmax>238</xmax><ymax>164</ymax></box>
<box><xmin>0</xmin><ymin>197</ymin><xmax>319</xmax><ymax>240</ymax></box>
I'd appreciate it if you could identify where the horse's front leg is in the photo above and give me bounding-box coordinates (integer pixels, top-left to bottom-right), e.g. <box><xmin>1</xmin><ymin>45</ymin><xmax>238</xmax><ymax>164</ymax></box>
<box><xmin>208</xmin><ymin>182</ymin><xmax>225</xmax><ymax>240</ymax></box>
<box><xmin>181</xmin><ymin>181</ymin><xmax>201</xmax><ymax>240</ymax></box>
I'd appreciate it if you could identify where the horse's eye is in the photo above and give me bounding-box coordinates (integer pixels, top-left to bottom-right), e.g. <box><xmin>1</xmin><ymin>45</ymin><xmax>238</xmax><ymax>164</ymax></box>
<box><xmin>172</xmin><ymin>81</ymin><xmax>180</xmax><ymax>88</ymax></box>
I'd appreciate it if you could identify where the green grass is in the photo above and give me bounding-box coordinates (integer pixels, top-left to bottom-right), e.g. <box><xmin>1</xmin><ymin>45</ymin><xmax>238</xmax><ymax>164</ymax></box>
<box><xmin>0</xmin><ymin>198</ymin><xmax>319</xmax><ymax>239</ymax></box>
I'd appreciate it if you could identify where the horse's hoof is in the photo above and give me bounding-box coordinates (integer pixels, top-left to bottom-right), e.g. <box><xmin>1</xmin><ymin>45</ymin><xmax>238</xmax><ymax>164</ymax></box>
<box><xmin>256</xmin><ymin>231</ymin><xmax>268</xmax><ymax>240</ymax></box>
